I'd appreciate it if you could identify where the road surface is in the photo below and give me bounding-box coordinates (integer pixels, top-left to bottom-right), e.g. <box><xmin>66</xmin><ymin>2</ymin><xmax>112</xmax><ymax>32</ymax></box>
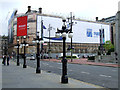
<box><xmin>19</xmin><ymin>59</ymin><xmax>118</xmax><ymax>88</ymax></box>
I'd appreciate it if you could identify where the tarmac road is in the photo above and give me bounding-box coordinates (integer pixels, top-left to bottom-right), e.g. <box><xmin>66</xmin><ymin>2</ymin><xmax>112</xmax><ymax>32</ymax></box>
<box><xmin>19</xmin><ymin>59</ymin><xmax>118</xmax><ymax>88</ymax></box>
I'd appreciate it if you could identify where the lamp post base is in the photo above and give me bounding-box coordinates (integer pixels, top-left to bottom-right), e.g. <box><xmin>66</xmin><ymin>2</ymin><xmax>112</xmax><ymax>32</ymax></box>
<box><xmin>17</xmin><ymin>63</ymin><xmax>20</xmax><ymax>66</ymax></box>
<box><xmin>36</xmin><ymin>67</ymin><xmax>41</xmax><ymax>73</ymax></box>
<box><xmin>23</xmin><ymin>64</ymin><xmax>27</xmax><ymax>68</ymax></box>
<box><xmin>61</xmin><ymin>75</ymin><xmax>68</xmax><ymax>84</ymax></box>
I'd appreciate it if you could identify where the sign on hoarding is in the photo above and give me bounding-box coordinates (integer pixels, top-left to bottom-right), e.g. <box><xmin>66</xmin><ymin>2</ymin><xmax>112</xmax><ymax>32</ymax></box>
<box><xmin>17</xmin><ymin>16</ymin><xmax>27</xmax><ymax>36</ymax></box>
<box><xmin>37</xmin><ymin>15</ymin><xmax>110</xmax><ymax>43</ymax></box>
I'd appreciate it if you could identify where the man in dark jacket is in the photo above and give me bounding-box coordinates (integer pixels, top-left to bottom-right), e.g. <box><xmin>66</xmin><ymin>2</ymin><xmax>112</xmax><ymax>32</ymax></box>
<box><xmin>2</xmin><ymin>55</ymin><xmax>6</xmax><ymax>65</ymax></box>
<box><xmin>7</xmin><ymin>55</ymin><xmax>10</xmax><ymax>66</ymax></box>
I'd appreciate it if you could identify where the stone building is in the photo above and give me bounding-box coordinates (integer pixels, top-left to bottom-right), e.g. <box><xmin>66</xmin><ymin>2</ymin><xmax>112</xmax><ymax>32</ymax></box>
<box><xmin>8</xmin><ymin>6</ymin><xmax>110</xmax><ymax>58</ymax></box>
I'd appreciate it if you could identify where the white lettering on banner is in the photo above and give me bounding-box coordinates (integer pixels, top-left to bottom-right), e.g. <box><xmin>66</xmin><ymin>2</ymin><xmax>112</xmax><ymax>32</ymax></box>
<box><xmin>18</xmin><ymin>25</ymin><xmax>26</xmax><ymax>30</ymax></box>
<box><xmin>19</xmin><ymin>25</ymin><xmax>26</xmax><ymax>28</ymax></box>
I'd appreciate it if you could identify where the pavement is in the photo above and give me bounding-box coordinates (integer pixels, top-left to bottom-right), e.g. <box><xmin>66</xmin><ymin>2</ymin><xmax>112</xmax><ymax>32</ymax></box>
<box><xmin>41</xmin><ymin>58</ymin><xmax>120</xmax><ymax>68</ymax></box>
<box><xmin>0</xmin><ymin>59</ymin><xmax>109</xmax><ymax>89</ymax></box>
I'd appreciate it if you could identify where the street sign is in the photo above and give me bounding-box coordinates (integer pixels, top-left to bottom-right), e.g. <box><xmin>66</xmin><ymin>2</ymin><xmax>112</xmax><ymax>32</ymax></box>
<box><xmin>17</xmin><ymin>16</ymin><xmax>27</xmax><ymax>36</ymax></box>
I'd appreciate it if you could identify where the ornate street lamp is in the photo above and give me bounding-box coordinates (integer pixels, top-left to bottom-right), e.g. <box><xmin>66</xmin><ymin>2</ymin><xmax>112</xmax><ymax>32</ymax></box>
<box><xmin>17</xmin><ymin>39</ymin><xmax>20</xmax><ymax>66</ymax></box>
<box><xmin>55</xmin><ymin>19</ymin><xmax>73</xmax><ymax>84</ymax></box>
<box><xmin>67</xmin><ymin>12</ymin><xmax>76</xmax><ymax>62</ymax></box>
<box><xmin>21</xmin><ymin>36</ymin><xmax>29</xmax><ymax>68</ymax></box>
<box><xmin>33</xmin><ymin>32</ymin><xmax>44</xmax><ymax>73</ymax></box>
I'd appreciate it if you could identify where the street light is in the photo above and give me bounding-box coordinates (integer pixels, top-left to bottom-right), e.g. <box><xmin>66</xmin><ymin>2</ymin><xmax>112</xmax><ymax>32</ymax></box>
<box><xmin>33</xmin><ymin>32</ymin><xmax>44</xmax><ymax>73</ymax></box>
<box><xmin>4</xmin><ymin>39</ymin><xmax>8</xmax><ymax>56</ymax></box>
<box><xmin>48</xmin><ymin>24</ymin><xmax>55</xmax><ymax>60</ymax></box>
<box><xmin>67</xmin><ymin>12</ymin><xmax>76</xmax><ymax>62</ymax></box>
<box><xmin>17</xmin><ymin>39</ymin><xmax>20</xmax><ymax>66</ymax></box>
<box><xmin>55</xmin><ymin>19</ymin><xmax>73</xmax><ymax>84</ymax></box>
<box><xmin>99</xmin><ymin>29</ymin><xmax>105</xmax><ymax>60</ymax></box>
<box><xmin>21</xmin><ymin>36</ymin><xmax>28</xmax><ymax>68</ymax></box>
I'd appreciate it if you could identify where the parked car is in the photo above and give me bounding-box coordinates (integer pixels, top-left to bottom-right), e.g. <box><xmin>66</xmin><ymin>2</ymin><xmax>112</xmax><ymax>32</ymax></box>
<box><xmin>30</xmin><ymin>54</ymin><xmax>35</xmax><ymax>60</ymax></box>
<box><xmin>43</xmin><ymin>54</ymin><xmax>49</xmax><ymax>59</ymax></box>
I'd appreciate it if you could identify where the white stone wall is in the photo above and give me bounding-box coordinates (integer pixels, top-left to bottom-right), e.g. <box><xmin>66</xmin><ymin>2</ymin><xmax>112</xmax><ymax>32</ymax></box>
<box><xmin>0</xmin><ymin>36</ymin><xmax>2</xmax><ymax>57</ymax></box>
<box><xmin>118</xmin><ymin>1</ymin><xmax>120</xmax><ymax>11</ymax></box>
<box><xmin>115</xmin><ymin>11</ymin><xmax>120</xmax><ymax>61</ymax></box>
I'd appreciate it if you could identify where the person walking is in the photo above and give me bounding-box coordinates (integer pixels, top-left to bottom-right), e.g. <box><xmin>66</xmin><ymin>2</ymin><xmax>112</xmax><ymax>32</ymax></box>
<box><xmin>2</xmin><ymin>55</ymin><xmax>6</xmax><ymax>65</ymax></box>
<box><xmin>7</xmin><ymin>55</ymin><xmax>10</xmax><ymax>66</ymax></box>
<box><xmin>2</xmin><ymin>55</ymin><xmax>4</xmax><ymax>64</ymax></box>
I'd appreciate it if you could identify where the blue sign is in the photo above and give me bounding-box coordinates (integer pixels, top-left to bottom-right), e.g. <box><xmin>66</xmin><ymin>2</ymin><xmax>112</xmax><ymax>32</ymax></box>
<box><xmin>94</xmin><ymin>32</ymin><xmax>99</xmax><ymax>37</ymax></box>
<box><xmin>87</xmin><ymin>29</ymin><xmax>92</xmax><ymax>37</ymax></box>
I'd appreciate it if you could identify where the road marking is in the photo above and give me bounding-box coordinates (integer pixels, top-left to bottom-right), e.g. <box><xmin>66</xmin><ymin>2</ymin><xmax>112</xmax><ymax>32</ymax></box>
<box><xmin>57</xmin><ymin>63</ymin><xmax>62</xmax><ymax>64</ymax></box>
<box><xmin>99</xmin><ymin>74</ymin><xmax>111</xmax><ymax>78</ymax></box>
<box><xmin>81</xmin><ymin>71</ymin><xmax>90</xmax><ymax>74</ymax></box>
<box><xmin>112</xmin><ymin>70</ymin><xmax>117</xmax><ymax>72</ymax></box>
<box><xmin>68</xmin><ymin>70</ymin><xmax>73</xmax><ymax>72</ymax></box>
<box><xmin>58</xmin><ymin>67</ymin><xmax>62</xmax><ymax>70</ymax></box>
<box><xmin>43</xmin><ymin>63</ymin><xmax>49</xmax><ymax>65</ymax></box>
<box><xmin>49</xmin><ymin>66</ymin><xmax>53</xmax><ymax>68</ymax></box>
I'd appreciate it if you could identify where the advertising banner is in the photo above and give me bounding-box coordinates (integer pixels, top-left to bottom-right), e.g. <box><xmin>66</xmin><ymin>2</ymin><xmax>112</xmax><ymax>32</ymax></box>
<box><xmin>17</xmin><ymin>16</ymin><xmax>27</xmax><ymax>36</ymax></box>
<box><xmin>37</xmin><ymin>15</ymin><xmax>110</xmax><ymax>43</ymax></box>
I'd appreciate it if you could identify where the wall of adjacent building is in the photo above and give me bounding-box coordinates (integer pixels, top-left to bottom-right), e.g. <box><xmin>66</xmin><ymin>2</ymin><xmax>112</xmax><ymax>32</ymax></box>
<box><xmin>0</xmin><ymin>36</ymin><xmax>2</xmax><ymax>57</ymax></box>
<box><xmin>115</xmin><ymin>11</ymin><xmax>120</xmax><ymax>61</ymax></box>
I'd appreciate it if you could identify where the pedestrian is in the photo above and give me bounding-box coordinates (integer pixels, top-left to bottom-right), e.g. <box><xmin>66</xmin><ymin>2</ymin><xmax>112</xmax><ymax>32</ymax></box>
<box><xmin>2</xmin><ymin>55</ymin><xmax>4</xmax><ymax>64</ymax></box>
<box><xmin>2</xmin><ymin>55</ymin><xmax>6</xmax><ymax>65</ymax></box>
<box><xmin>56</xmin><ymin>55</ymin><xmax>58</xmax><ymax>59</ymax></box>
<box><xmin>115</xmin><ymin>52</ymin><xmax>118</xmax><ymax>63</ymax></box>
<box><xmin>7</xmin><ymin>55</ymin><xmax>10</xmax><ymax>66</ymax></box>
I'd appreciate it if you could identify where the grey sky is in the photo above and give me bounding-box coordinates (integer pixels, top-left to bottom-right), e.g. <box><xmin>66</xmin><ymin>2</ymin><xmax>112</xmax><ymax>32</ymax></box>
<box><xmin>0</xmin><ymin>0</ymin><xmax>119</xmax><ymax>36</ymax></box>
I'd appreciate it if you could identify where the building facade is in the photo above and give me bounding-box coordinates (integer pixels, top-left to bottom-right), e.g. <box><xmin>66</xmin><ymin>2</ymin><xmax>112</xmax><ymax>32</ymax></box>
<box><xmin>0</xmin><ymin>36</ymin><xmax>2</xmax><ymax>57</ymax></box>
<box><xmin>115</xmin><ymin>11</ymin><xmax>120</xmax><ymax>61</ymax></box>
<box><xmin>98</xmin><ymin>16</ymin><xmax>116</xmax><ymax>45</ymax></box>
<box><xmin>8</xmin><ymin>6</ymin><xmax>110</xmax><ymax>58</ymax></box>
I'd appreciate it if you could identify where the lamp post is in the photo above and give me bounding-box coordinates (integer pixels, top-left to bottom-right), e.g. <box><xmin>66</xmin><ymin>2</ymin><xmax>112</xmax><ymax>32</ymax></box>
<box><xmin>55</xmin><ymin>19</ymin><xmax>73</xmax><ymax>84</ymax></box>
<box><xmin>67</xmin><ymin>12</ymin><xmax>76</xmax><ymax>62</ymax></box>
<box><xmin>21</xmin><ymin>36</ymin><xmax>28</xmax><ymax>68</ymax></box>
<box><xmin>48</xmin><ymin>24</ymin><xmax>52</xmax><ymax>60</ymax></box>
<box><xmin>99</xmin><ymin>29</ymin><xmax>104</xmax><ymax>60</ymax></box>
<box><xmin>17</xmin><ymin>39</ymin><xmax>20</xmax><ymax>66</ymax></box>
<box><xmin>48</xmin><ymin>24</ymin><xmax>55</xmax><ymax>60</ymax></box>
<box><xmin>33</xmin><ymin>32</ymin><xmax>44</xmax><ymax>73</ymax></box>
<box><xmin>3</xmin><ymin>39</ymin><xmax>8</xmax><ymax>56</ymax></box>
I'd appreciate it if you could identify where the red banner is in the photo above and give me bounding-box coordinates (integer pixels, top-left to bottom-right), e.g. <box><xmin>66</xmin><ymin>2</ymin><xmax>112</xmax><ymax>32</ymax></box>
<box><xmin>17</xmin><ymin>16</ymin><xmax>27</xmax><ymax>36</ymax></box>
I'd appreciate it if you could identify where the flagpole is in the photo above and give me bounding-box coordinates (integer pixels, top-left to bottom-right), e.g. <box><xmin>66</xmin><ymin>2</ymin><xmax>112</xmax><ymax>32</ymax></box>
<box><xmin>70</xmin><ymin>12</ymin><xmax>73</xmax><ymax>62</ymax></box>
<box><xmin>41</xmin><ymin>19</ymin><xmax>43</xmax><ymax>59</ymax></box>
<box><xmin>48</xmin><ymin>24</ymin><xmax>51</xmax><ymax>61</ymax></box>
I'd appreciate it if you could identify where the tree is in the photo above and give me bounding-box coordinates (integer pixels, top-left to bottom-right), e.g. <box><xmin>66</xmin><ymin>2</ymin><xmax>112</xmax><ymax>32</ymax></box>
<box><xmin>2</xmin><ymin>35</ymin><xmax>8</xmax><ymax>39</ymax></box>
<box><xmin>103</xmin><ymin>40</ymin><xmax>114</xmax><ymax>55</ymax></box>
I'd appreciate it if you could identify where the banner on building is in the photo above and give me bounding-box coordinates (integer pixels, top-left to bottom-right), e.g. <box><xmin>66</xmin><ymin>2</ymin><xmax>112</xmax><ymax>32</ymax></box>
<box><xmin>17</xmin><ymin>16</ymin><xmax>27</xmax><ymax>36</ymax></box>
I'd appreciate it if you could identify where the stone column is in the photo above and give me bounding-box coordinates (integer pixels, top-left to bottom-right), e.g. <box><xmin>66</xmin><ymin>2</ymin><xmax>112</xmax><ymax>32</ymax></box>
<box><xmin>115</xmin><ymin>3</ymin><xmax>120</xmax><ymax>62</ymax></box>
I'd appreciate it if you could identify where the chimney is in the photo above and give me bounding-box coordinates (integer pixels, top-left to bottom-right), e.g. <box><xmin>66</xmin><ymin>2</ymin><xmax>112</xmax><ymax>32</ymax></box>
<box><xmin>96</xmin><ymin>17</ymin><xmax>98</xmax><ymax>21</ymax></box>
<box><xmin>39</xmin><ymin>8</ymin><xmax>42</xmax><ymax>14</ymax></box>
<box><xmin>28</xmin><ymin>6</ymin><xmax>31</xmax><ymax>12</ymax></box>
<box><xmin>14</xmin><ymin>10</ymin><xmax>17</xmax><ymax>16</ymax></box>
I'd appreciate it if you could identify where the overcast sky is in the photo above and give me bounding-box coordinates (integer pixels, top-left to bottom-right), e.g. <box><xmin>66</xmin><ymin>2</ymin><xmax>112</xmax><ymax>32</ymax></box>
<box><xmin>0</xmin><ymin>0</ymin><xmax>120</xmax><ymax>36</ymax></box>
